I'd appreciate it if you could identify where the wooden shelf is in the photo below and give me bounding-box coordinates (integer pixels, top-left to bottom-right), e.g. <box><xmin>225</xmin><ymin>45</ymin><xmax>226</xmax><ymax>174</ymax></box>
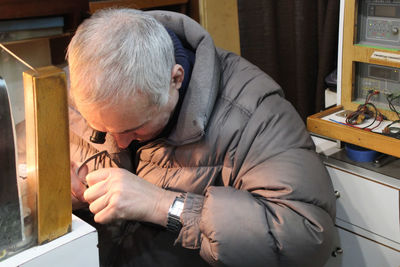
<box><xmin>0</xmin><ymin>0</ymin><xmax>89</xmax><ymax>32</ymax></box>
<box><xmin>89</xmin><ymin>0</ymin><xmax>188</xmax><ymax>13</ymax></box>
<box><xmin>307</xmin><ymin>106</ymin><xmax>400</xmax><ymax>158</ymax></box>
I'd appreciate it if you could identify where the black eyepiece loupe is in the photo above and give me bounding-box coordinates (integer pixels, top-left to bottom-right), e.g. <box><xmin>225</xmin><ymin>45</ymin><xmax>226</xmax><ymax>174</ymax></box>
<box><xmin>89</xmin><ymin>130</ymin><xmax>107</xmax><ymax>144</ymax></box>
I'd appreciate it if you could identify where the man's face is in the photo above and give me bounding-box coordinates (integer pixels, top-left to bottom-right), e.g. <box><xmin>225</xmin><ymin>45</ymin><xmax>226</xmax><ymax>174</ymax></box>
<box><xmin>73</xmin><ymin>64</ymin><xmax>184</xmax><ymax>149</ymax></box>
<box><xmin>77</xmin><ymin>88</ymin><xmax>178</xmax><ymax>149</ymax></box>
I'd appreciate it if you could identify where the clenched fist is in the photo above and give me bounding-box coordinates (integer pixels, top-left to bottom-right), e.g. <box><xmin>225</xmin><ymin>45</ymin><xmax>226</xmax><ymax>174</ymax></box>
<box><xmin>83</xmin><ymin>168</ymin><xmax>179</xmax><ymax>225</ymax></box>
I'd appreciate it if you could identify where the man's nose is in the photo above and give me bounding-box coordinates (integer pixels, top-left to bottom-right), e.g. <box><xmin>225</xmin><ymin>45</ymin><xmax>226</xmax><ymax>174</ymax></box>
<box><xmin>113</xmin><ymin>133</ymin><xmax>135</xmax><ymax>149</ymax></box>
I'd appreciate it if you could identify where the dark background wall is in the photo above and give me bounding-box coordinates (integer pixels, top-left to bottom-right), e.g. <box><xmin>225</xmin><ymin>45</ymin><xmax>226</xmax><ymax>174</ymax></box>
<box><xmin>237</xmin><ymin>0</ymin><xmax>340</xmax><ymax>121</ymax></box>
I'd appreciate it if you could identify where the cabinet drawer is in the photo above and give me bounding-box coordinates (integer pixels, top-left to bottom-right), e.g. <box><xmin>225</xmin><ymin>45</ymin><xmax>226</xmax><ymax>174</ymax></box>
<box><xmin>325</xmin><ymin>227</ymin><xmax>400</xmax><ymax>267</ymax></box>
<box><xmin>327</xmin><ymin>166</ymin><xmax>400</xmax><ymax>243</ymax></box>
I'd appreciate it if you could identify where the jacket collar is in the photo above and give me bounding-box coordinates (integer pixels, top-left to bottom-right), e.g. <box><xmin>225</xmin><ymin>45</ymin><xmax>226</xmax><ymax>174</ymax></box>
<box><xmin>148</xmin><ymin>11</ymin><xmax>220</xmax><ymax>145</ymax></box>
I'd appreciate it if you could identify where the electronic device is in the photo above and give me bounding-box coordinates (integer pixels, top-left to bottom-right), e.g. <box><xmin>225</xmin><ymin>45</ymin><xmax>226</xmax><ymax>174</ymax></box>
<box><xmin>341</xmin><ymin>0</ymin><xmax>400</xmax><ymax>121</ymax></box>
<box><xmin>307</xmin><ymin>0</ymin><xmax>400</xmax><ymax>158</ymax></box>
<box><xmin>357</xmin><ymin>0</ymin><xmax>400</xmax><ymax>48</ymax></box>
<box><xmin>356</xmin><ymin>1</ymin><xmax>400</xmax><ymax>115</ymax></box>
<box><xmin>354</xmin><ymin>63</ymin><xmax>400</xmax><ymax>109</ymax></box>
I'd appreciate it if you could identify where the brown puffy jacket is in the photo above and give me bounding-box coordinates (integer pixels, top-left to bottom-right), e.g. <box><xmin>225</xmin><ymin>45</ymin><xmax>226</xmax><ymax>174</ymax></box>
<box><xmin>69</xmin><ymin>10</ymin><xmax>336</xmax><ymax>267</ymax></box>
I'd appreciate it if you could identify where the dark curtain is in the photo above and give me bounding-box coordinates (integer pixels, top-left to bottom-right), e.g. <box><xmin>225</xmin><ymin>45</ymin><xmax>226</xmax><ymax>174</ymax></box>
<box><xmin>237</xmin><ymin>0</ymin><xmax>340</xmax><ymax>121</ymax></box>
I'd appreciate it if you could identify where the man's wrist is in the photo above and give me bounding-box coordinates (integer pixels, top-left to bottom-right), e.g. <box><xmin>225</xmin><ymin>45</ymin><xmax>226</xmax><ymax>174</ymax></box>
<box><xmin>151</xmin><ymin>190</ymin><xmax>181</xmax><ymax>226</ymax></box>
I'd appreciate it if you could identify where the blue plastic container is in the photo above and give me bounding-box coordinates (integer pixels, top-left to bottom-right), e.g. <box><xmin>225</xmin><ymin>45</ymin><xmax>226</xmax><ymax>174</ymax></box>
<box><xmin>345</xmin><ymin>144</ymin><xmax>379</xmax><ymax>163</ymax></box>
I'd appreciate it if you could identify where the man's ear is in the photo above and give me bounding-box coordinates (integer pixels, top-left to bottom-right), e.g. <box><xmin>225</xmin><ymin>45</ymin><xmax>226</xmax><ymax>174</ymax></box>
<box><xmin>171</xmin><ymin>64</ymin><xmax>184</xmax><ymax>90</ymax></box>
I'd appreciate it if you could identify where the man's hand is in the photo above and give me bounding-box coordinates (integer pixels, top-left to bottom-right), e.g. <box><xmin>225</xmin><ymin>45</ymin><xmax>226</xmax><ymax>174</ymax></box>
<box><xmin>70</xmin><ymin>161</ymin><xmax>89</xmax><ymax>210</ymax></box>
<box><xmin>83</xmin><ymin>168</ymin><xmax>178</xmax><ymax>225</ymax></box>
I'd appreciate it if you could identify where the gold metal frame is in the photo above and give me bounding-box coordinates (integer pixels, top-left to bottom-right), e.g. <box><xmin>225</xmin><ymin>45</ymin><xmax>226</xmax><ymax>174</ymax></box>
<box><xmin>23</xmin><ymin>66</ymin><xmax>71</xmax><ymax>244</ymax></box>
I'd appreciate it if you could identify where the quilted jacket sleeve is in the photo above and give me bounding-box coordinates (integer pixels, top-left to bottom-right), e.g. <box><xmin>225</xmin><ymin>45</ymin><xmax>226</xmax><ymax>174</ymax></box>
<box><xmin>177</xmin><ymin>94</ymin><xmax>336</xmax><ymax>267</ymax></box>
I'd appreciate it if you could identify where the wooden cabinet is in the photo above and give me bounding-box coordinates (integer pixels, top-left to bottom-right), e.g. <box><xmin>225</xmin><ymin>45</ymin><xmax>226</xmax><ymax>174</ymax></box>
<box><xmin>87</xmin><ymin>0</ymin><xmax>240</xmax><ymax>54</ymax></box>
<box><xmin>0</xmin><ymin>0</ymin><xmax>89</xmax><ymax>31</ymax></box>
<box><xmin>307</xmin><ymin>0</ymin><xmax>400</xmax><ymax>157</ymax></box>
<box><xmin>89</xmin><ymin>0</ymin><xmax>189</xmax><ymax>14</ymax></box>
<box><xmin>0</xmin><ymin>0</ymin><xmax>89</xmax><ymax>65</ymax></box>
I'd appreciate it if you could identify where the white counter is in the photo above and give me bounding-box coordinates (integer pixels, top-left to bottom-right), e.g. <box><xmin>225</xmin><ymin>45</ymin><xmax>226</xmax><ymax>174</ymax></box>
<box><xmin>0</xmin><ymin>215</ymin><xmax>99</xmax><ymax>267</ymax></box>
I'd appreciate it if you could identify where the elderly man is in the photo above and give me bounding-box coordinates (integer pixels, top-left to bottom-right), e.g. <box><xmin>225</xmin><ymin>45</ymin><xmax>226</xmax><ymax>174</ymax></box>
<box><xmin>68</xmin><ymin>8</ymin><xmax>335</xmax><ymax>267</ymax></box>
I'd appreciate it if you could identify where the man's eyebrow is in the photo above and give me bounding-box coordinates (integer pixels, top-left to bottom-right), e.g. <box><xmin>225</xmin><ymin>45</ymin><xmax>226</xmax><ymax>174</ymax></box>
<box><xmin>88</xmin><ymin>121</ymin><xmax>147</xmax><ymax>134</ymax></box>
<box><xmin>114</xmin><ymin>121</ymin><xmax>147</xmax><ymax>134</ymax></box>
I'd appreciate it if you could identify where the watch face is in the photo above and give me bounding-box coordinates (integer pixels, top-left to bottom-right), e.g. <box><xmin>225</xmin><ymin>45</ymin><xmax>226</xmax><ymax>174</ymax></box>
<box><xmin>167</xmin><ymin>196</ymin><xmax>185</xmax><ymax>232</ymax></box>
<box><xmin>170</xmin><ymin>198</ymin><xmax>184</xmax><ymax>217</ymax></box>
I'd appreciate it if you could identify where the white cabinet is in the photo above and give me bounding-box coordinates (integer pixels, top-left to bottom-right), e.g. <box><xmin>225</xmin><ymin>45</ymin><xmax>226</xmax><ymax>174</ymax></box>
<box><xmin>325</xmin><ymin>226</ymin><xmax>399</xmax><ymax>267</ymax></box>
<box><xmin>328</xmin><ymin>166</ymin><xmax>400</xmax><ymax>244</ymax></box>
<box><xmin>317</xmin><ymin>138</ymin><xmax>400</xmax><ymax>267</ymax></box>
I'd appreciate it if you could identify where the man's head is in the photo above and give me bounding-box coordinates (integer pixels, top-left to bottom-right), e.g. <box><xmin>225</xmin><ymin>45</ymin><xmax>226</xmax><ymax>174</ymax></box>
<box><xmin>67</xmin><ymin>9</ymin><xmax>184</xmax><ymax>148</ymax></box>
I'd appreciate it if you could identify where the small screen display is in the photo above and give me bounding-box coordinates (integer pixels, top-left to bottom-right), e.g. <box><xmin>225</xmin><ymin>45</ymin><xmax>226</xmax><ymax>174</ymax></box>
<box><xmin>374</xmin><ymin>5</ymin><xmax>397</xmax><ymax>18</ymax></box>
<box><xmin>369</xmin><ymin>66</ymin><xmax>399</xmax><ymax>81</ymax></box>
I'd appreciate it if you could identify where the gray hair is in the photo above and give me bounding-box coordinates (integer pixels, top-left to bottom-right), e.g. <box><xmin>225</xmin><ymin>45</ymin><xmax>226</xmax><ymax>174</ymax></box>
<box><xmin>67</xmin><ymin>8</ymin><xmax>175</xmax><ymax>108</ymax></box>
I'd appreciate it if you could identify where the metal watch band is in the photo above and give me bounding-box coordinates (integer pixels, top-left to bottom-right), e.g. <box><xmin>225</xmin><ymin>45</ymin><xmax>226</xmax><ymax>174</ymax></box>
<box><xmin>166</xmin><ymin>193</ymin><xmax>186</xmax><ymax>233</ymax></box>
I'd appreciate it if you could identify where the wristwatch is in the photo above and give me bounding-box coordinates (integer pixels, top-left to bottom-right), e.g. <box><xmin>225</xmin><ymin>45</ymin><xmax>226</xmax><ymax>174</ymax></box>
<box><xmin>166</xmin><ymin>194</ymin><xmax>185</xmax><ymax>233</ymax></box>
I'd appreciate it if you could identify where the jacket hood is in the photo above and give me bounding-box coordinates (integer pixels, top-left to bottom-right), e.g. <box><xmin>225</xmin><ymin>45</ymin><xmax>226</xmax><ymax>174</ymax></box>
<box><xmin>147</xmin><ymin>11</ymin><xmax>220</xmax><ymax>145</ymax></box>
